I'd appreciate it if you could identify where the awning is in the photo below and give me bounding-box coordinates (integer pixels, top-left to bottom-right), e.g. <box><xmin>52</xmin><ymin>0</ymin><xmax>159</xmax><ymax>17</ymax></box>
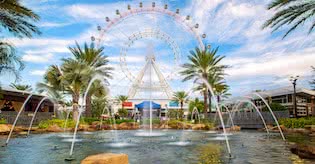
<box><xmin>135</xmin><ymin>101</ymin><xmax>161</xmax><ymax>109</ymax></box>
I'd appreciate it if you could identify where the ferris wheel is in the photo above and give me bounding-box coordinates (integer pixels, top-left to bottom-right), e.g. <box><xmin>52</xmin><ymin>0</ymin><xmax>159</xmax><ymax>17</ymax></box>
<box><xmin>91</xmin><ymin>2</ymin><xmax>208</xmax><ymax>97</ymax></box>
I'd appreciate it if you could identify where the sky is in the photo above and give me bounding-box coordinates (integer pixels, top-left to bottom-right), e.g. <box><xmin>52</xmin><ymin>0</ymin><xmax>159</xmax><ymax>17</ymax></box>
<box><xmin>1</xmin><ymin>0</ymin><xmax>315</xmax><ymax>99</ymax></box>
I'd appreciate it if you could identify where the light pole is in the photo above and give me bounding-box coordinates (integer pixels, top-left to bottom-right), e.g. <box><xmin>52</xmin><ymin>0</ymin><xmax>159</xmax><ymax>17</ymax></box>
<box><xmin>290</xmin><ymin>76</ymin><xmax>299</xmax><ymax>118</ymax></box>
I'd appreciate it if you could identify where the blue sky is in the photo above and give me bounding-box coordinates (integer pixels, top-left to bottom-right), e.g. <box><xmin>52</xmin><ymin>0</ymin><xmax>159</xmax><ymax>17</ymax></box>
<box><xmin>1</xmin><ymin>0</ymin><xmax>315</xmax><ymax>99</ymax></box>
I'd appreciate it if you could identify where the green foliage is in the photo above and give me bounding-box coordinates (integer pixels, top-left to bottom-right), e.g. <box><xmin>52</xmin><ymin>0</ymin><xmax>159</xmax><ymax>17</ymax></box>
<box><xmin>279</xmin><ymin>117</ymin><xmax>315</xmax><ymax>128</ymax></box>
<box><xmin>114</xmin><ymin>119</ymin><xmax>134</xmax><ymax>124</ymax></box>
<box><xmin>38</xmin><ymin>119</ymin><xmax>76</xmax><ymax>129</ymax></box>
<box><xmin>118</xmin><ymin>108</ymin><xmax>128</xmax><ymax>118</ymax></box>
<box><xmin>263</xmin><ymin>0</ymin><xmax>315</xmax><ymax>38</ymax></box>
<box><xmin>10</xmin><ymin>83</ymin><xmax>32</xmax><ymax>91</ymax></box>
<box><xmin>0</xmin><ymin>118</ymin><xmax>7</xmax><ymax>124</ymax></box>
<box><xmin>172</xmin><ymin>91</ymin><xmax>189</xmax><ymax>109</ymax></box>
<box><xmin>167</xmin><ymin>110</ymin><xmax>183</xmax><ymax>119</ymax></box>
<box><xmin>141</xmin><ymin>118</ymin><xmax>160</xmax><ymax>125</ymax></box>
<box><xmin>189</xmin><ymin>98</ymin><xmax>204</xmax><ymax>113</ymax></box>
<box><xmin>262</xmin><ymin>102</ymin><xmax>287</xmax><ymax>111</ymax></box>
<box><xmin>197</xmin><ymin>143</ymin><xmax>222</xmax><ymax>164</ymax></box>
<box><xmin>91</xmin><ymin>96</ymin><xmax>107</xmax><ymax>117</ymax></box>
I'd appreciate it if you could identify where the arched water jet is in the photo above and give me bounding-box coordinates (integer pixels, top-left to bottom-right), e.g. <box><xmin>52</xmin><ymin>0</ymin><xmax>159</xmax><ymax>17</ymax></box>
<box><xmin>220</xmin><ymin>104</ymin><xmax>235</xmax><ymax>128</ymax></box>
<box><xmin>253</xmin><ymin>93</ymin><xmax>285</xmax><ymax>141</ymax></box>
<box><xmin>67</xmin><ymin>75</ymin><xmax>109</xmax><ymax>159</ymax></box>
<box><xmin>234</xmin><ymin>99</ymin><xmax>270</xmax><ymax>135</ymax></box>
<box><xmin>190</xmin><ymin>107</ymin><xmax>200</xmax><ymax>124</ymax></box>
<box><xmin>27</xmin><ymin>97</ymin><xmax>56</xmax><ymax>136</ymax></box>
<box><xmin>199</xmin><ymin>76</ymin><xmax>232</xmax><ymax>157</ymax></box>
<box><xmin>99</xmin><ymin>105</ymin><xmax>112</xmax><ymax>130</ymax></box>
<box><xmin>63</xmin><ymin>106</ymin><xmax>72</xmax><ymax>132</ymax></box>
<box><xmin>5</xmin><ymin>94</ymin><xmax>33</xmax><ymax>145</ymax></box>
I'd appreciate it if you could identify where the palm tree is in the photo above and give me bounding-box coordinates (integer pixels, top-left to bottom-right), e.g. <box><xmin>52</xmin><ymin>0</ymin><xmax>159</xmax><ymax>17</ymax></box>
<box><xmin>180</xmin><ymin>46</ymin><xmax>226</xmax><ymax>118</ymax></box>
<box><xmin>0</xmin><ymin>0</ymin><xmax>41</xmax><ymax>38</ymax></box>
<box><xmin>215</xmin><ymin>84</ymin><xmax>231</xmax><ymax>103</ymax></box>
<box><xmin>172</xmin><ymin>91</ymin><xmax>189</xmax><ymax>111</ymax></box>
<box><xmin>117</xmin><ymin>95</ymin><xmax>128</xmax><ymax>109</ymax></box>
<box><xmin>10</xmin><ymin>83</ymin><xmax>32</xmax><ymax>91</ymax></box>
<box><xmin>0</xmin><ymin>0</ymin><xmax>40</xmax><ymax>80</ymax></box>
<box><xmin>263</xmin><ymin>0</ymin><xmax>315</xmax><ymax>38</ymax></box>
<box><xmin>0</xmin><ymin>42</ymin><xmax>24</xmax><ymax>80</ymax></box>
<box><xmin>68</xmin><ymin>42</ymin><xmax>112</xmax><ymax>117</ymax></box>
<box><xmin>194</xmin><ymin>72</ymin><xmax>227</xmax><ymax>112</ymax></box>
<box><xmin>188</xmin><ymin>98</ymin><xmax>204</xmax><ymax>113</ymax></box>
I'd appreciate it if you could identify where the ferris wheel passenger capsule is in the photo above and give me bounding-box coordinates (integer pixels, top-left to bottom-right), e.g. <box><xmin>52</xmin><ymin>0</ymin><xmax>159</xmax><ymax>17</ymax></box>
<box><xmin>106</xmin><ymin>17</ymin><xmax>110</xmax><ymax>22</ymax></box>
<box><xmin>164</xmin><ymin>4</ymin><xmax>168</xmax><ymax>9</ymax></box>
<box><xmin>207</xmin><ymin>45</ymin><xmax>211</xmax><ymax>49</ymax></box>
<box><xmin>128</xmin><ymin>4</ymin><xmax>131</xmax><ymax>10</ymax></box>
<box><xmin>195</xmin><ymin>23</ymin><xmax>199</xmax><ymax>28</ymax></box>
<box><xmin>116</xmin><ymin>10</ymin><xmax>120</xmax><ymax>15</ymax></box>
<box><xmin>186</xmin><ymin>15</ymin><xmax>190</xmax><ymax>20</ymax></box>
<box><xmin>176</xmin><ymin>9</ymin><xmax>179</xmax><ymax>14</ymax></box>
<box><xmin>152</xmin><ymin>2</ymin><xmax>155</xmax><ymax>8</ymax></box>
<box><xmin>202</xmin><ymin>33</ymin><xmax>206</xmax><ymax>38</ymax></box>
<box><xmin>139</xmin><ymin>2</ymin><xmax>143</xmax><ymax>8</ymax></box>
<box><xmin>91</xmin><ymin>36</ymin><xmax>95</xmax><ymax>41</ymax></box>
<box><xmin>97</xmin><ymin>26</ymin><xmax>101</xmax><ymax>31</ymax></box>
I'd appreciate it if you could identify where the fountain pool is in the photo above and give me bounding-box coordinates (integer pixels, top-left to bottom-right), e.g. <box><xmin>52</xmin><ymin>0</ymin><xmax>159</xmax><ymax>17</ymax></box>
<box><xmin>0</xmin><ymin>130</ymin><xmax>312</xmax><ymax>163</ymax></box>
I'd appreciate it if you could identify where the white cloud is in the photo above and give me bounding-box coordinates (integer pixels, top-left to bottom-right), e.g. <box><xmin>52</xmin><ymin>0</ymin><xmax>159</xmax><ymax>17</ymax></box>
<box><xmin>22</xmin><ymin>53</ymin><xmax>54</xmax><ymax>63</ymax></box>
<box><xmin>30</xmin><ymin>70</ymin><xmax>46</xmax><ymax>76</ymax></box>
<box><xmin>225</xmin><ymin>47</ymin><xmax>315</xmax><ymax>79</ymax></box>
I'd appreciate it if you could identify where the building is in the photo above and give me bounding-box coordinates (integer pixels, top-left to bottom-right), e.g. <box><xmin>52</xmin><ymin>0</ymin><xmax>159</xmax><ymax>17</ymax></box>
<box><xmin>0</xmin><ymin>87</ymin><xmax>57</xmax><ymax>125</ymax></box>
<box><xmin>252</xmin><ymin>87</ymin><xmax>315</xmax><ymax>117</ymax></box>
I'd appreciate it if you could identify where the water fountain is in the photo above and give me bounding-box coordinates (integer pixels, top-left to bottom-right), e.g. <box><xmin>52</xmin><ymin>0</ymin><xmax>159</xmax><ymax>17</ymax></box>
<box><xmin>220</xmin><ymin>104</ymin><xmax>235</xmax><ymax>127</ymax></box>
<box><xmin>27</xmin><ymin>97</ymin><xmax>56</xmax><ymax>136</ymax></box>
<box><xmin>5</xmin><ymin>94</ymin><xmax>33</xmax><ymax>145</ymax></box>
<box><xmin>253</xmin><ymin>93</ymin><xmax>285</xmax><ymax>141</ymax></box>
<box><xmin>191</xmin><ymin>106</ymin><xmax>200</xmax><ymax>124</ymax></box>
<box><xmin>234</xmin><ymin>99</ymin><xmax>270</xmax><ymax>135</ymax></box>
<box><xmin>199</xmin><ymin>76</ymin><xmax>232</xmax><ymax>158</ymax></box>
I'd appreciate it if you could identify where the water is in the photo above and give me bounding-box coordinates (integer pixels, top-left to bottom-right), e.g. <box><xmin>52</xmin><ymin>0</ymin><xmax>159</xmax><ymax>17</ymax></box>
<box><xmin>0</xmin><ymin>130</ymin><xmax>312</xmax><ymax>163</ymax></box>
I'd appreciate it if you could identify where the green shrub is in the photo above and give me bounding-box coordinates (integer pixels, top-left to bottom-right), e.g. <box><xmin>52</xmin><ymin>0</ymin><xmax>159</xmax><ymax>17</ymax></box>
<box><xmin>38</xmin><ymin>119</ymin><xmax>76</xmax><ymax>129</ymax></box>
<box><xmin>114</xmin><ymin>119</ymin><xmax>134</xmax><ymax>124</ymax></box>
<box><xmin>262</xmin><ymin>102</ymin><xmax>287</xmax><ymax>111</ymax></box>
<box><xmin>140</xmin><ymin>118</ymin><xmax>160</xmax><ymax>124</ymax></box>
<box><xmin>279</xmin><ymin>117</ymin><xmax>315</xmax><ymax>128</ymax></box>
<box><xmin>0</xmin><ymin>118</ymin><xmax>7</xmax><ymax>124</ymax></box>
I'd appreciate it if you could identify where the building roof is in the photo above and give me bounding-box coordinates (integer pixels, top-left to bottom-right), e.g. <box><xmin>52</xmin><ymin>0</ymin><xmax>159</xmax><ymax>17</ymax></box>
<box><xmin>255</xmin><ymin>87</ymin><xmax>315</xmax><ymax>98</ymax></box>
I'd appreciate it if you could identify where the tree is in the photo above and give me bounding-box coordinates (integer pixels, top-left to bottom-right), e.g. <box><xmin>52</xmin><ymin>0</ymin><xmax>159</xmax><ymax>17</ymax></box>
<box><xmin>262</xmin><ymin>102</ymin><xmax>287</xmax><ymax>111</ymax></box>
<box><xmin>118</xmin><ymin>108</ymin><xmax>128</xmax><ymax>119</ymax></box>
<box><xmin>91</xmin><ymin>96</ymin><xmax>108</xmax><ymax>117</ymax></box>
<box><xmin>0</xmin><ymin>0</ymin><xmax>40</xmax><ymax>80</ymax></box>
<box><xmin>117</xmin><ymin>95</ymin><xmax>128</xmax><ymax>109</ymax></box>
<box><xmin>68</xmin><ymin>42</ymin><xmax>112</xmax><ymax>117</ymax></box>
<box><xmin>10</xmin><ymin>83</ymin><xmax>32</xmax><ymax>91</ymax></box>
<box><xmin>309</xmin><ymin>66</ymin><xmax>315</xmax><ymax>90</ymax></box>
<box><xmin>172</xmin><ymin>91</ymin><xmax>189</xmax><ymax>111</ymax></box>
<box><xmin>263</xmin><ymin>0</ymin><xmax>315</xmax><ymax>38</ymax></box>
<box><xmin>180</xmin><ymin>46</ymin><xmax>226</xmax><ymax>118</ymax></box>
<box><xmin>172</xmin><ymin>91</ymin><xmax>189</xmax><ymax>119</ymax></box>
<box><xmin>188</xmin><ymin>98</ymin><xmax>204</xmax><ymax>113</ymax></box>
<box><xmin>0</xmin><ymin>43</ymin><xmax>24</xmax><ymax>80</ymax></box>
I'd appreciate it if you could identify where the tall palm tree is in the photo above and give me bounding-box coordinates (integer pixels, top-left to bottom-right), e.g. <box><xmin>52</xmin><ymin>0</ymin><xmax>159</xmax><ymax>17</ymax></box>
<box><xmin>0</xmin><ymin>0</ymin><xmax>40</xmax><ymax>80</ymax></box>
<box><xmin>117</xmin><ymin>95</ymin><xmax>128</xmax><ymax>109</ymax></box>
<box><xmin>172</xmin><ymin>91</ymin><xmax>189</xmax><ymax>111</ymax></box>
<box><xmin>0</xmin><ymin>42</ymin><xmax>24</xmax><ymax>79</ymax></box>
<box><xmin>180</xmin><ymin>46</ymin><xmax>226</xmax><ymax>118</ymax></box>
<box><xmin>10</xmin><ymin>83</ymin><xmax>32</xmax><ymax>91</ymax></box>
<box><xmin>263</xmin><ymin>0</ymin><xmax>315</xmax><ymax>38</ymax></box>
<box><xmin>194</xmin><ymin>72</ymin><xmax>227</xmax><ymax>112</ymax></box>
<box><xmin>215</xmin><ymin>84</ymin><xmax>231</xmax><ymax>103</ymax></box>
<box><xmin>68</xmin><ymin>42</ymin><xmax>112</xmax><ymax>117</ymax></box>
<box><xmin>0</xmin><ymin>0</ymin><xmax>41</xmax><ymax>38</ymax></box>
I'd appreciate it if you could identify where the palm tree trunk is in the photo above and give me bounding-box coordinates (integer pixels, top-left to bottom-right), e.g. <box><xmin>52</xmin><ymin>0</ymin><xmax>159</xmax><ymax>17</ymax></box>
<box><xmin>208</xmin><ymin>90</ymin><xmax>212</xmax><ymax>113</ymax></box>
<box><xmin>85</xmin><ymin>94</ymin><xmax>92</xmax><ymax>117</ymax></box>
<box><xmin>72</xmin><ymin>93</ymin><xmax>80</xmax><ymax>121</ymax></box>
<box><xmin>203</xmin><ymin>89</ymin><xmax>208</xmax><ymax>118</ymax></box>
<box><xmin>217</xmin><ymin>95</ymin><xmax>220</xmax><ymax>103</ymax></box>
